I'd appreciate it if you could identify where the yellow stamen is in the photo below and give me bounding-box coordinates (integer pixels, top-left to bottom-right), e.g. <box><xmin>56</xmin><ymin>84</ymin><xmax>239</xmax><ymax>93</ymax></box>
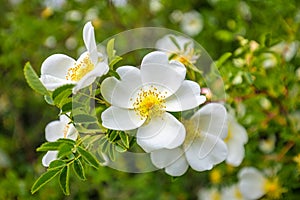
<box><xmin>224</xmin><ymin>126</ymin><xmax>232</xmax><ymax>143</ymax></box>
<box><xmin>63</xmin><ymin>124</ymin><xmax>70</xmax><ymax>138</ymax></box>
<box><xmin>66</xmin><ymin>53</ymin><xmax>95</xmax><ymax>81</ymax></box>
<box><xmin>234</xmin><ymin>187</ymin><xmax>243</xmax><ymax>199</ymax></box>
<box><xmin>172</xmin><ymin>48</ymin><xmax>196</xmax><ymax>66</ymax></box>
<box><xmin>211</xmin><ymin>191</ymin><xmax>221</xmax><ymax>200</ymax></box>
<box><xmin>264</xmin><ymin>178</ymin><xmax>286</xmax><ymax>199</ymax></box>
<box><xmin>182</xmin><ymin>119</ymin><xmax>201</xmax><ymax>148</ymax></box>
<box><xmin>133</xmin><ymin>86</ymin><xmax>166</xmax><ymax>120</ymax></box>
<box><xmin>210</xmin><ymin>169</ymin><xmax>222</xmax><ymax>184</ymax></box>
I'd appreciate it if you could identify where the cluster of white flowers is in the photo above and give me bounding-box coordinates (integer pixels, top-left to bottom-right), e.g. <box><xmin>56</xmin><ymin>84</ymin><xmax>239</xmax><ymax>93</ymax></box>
<box><xmin>169</xmin><ymin>10</ymin><xmax>203</xmax><ymax>36</ymax></box>
<box><xmin>198</xmin><ymin>167</ymin><xmax>285</xmax><ymax>200</ymax></box>
<box><xmin>39</xmin><ymin>22</ymin><xmax>249</xmax><ymax>179</ymax></box>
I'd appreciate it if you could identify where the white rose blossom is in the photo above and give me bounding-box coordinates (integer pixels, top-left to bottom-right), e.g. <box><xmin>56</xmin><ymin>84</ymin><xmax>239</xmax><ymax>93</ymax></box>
<box><xmin>42</xmin><ymin>115</ymin><xmax>78</xmax><ymax>167</ymax></box>
<box><xmin>198</xmin><ymin>187</ymin><xmax>221</xmax><ymax>200</ymax></box>
<box><xmin>270</xmin><ymin>41</ymin><xmax>299</xmax><ymax>62</ymax></box>
<box><xmin>150</xmin><ymin>103</ymin><xmax>228</xmax><ymax>176</ymax></box>
<box><xmin>224</xmin><ymin>114</ymin><xmax>248</xmax><ymax>166</ymax></box>
<box><xmin>100</xmin><ymin>51</ymin><xmax>206</xmax><ymax>152</ymax></box>
<box><xmin>180</xmin><ymin>10</ymin><xmax>203</xmax><ymax>36</ymax></box>
<box><xmin>156</xmin><ymin>34</ymin><xmax>200</xmax><ymax>67</ymax></box>
<box><xmin>221</xmin><ymin>184</ymin><xmax>248</xmax><ymax>200</ymax></box>
<box><xmin>40</xmin><ymin>21</ymin><xmax>109</xmax><ymax>93</ymax></box>
<box><xmin>238</xmin><ymin>167</ymin><xmax>286</xmax><ymax>200</ymax></box>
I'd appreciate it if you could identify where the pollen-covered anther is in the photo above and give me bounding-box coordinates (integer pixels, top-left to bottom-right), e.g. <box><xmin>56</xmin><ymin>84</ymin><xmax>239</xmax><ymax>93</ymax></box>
<box><xmin>66</xmin><ymin>54</ymin><xmax>95</xmax><ymax>81</ymax></box>
<box><xmin>63</xmin><ymin>124</ymin><xmax>70</xmax><ymax>138</ymax></box>
<box><xmin>133</xmin><ymin>87</ymin><xmax>166</xmax><ymax>120</ymax></box>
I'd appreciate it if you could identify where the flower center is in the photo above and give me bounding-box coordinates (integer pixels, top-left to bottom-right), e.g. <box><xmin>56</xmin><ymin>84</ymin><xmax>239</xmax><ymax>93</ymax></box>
<box><xmin>171</xmin><ymin>48</ymin><xmax>198</xmax><ymax>66</ymax></box>
<box><xmin>66</xmin><ymin>53</ymin><xmax>95</xmax><ymax>82</ymax></box>
<box><xmin>211</xmin><ymin>191</ymin><xmax>221</xmax><ymax>200</ymax></box>
<box><xmin>63</xmin><ymin>124</ymin><xmax>70</xmax><ymax>138</ymax></box>
<box><xmin>182</xmin><ymin>119</ymin><xmax>201</xmax><ymax>149</ymax></box>
<box><xmin>224</xmin><ymin>126</ymin><xmax>232</xmax><ymax>143</ymax></box>
<box><xmin>263</xmin><ymin>178</ymin><xmax>286</xmax><ymax>199</ymax></box>
<box><xmin>133</xmin><ymin>86</ymin><xmax>166</xmax><ymax>120</ymax></box>
<box><xmin>234</xmin><ymin>188</ymin><xmax>243</xmax><ymax>199</ymax></box>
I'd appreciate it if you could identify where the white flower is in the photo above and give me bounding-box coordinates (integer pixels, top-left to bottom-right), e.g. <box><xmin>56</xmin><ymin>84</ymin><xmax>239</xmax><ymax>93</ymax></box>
<box><xmin>238</xmin><ymin>167</ymin><xmax>285</xmax><ymax>200</ymax></box>
<box><xmin>149</xmin><ymin>0</ymin><xmax>163</xmax><ymax>13</ymax></box>
<box><xmin>42</xmin><ymin>115</ymin><xmax>78</xmax><ymax>167</ymax></box>
<box><xmin>198</xmin><ymin>187</ymin><xmax>221</xmax><ymax>200</ymax></box>
<box><xmin>156</xmin><ymin>34</ymin><xmax>200</xmax><ymax>66</ymax></box>
<box><xmin>180</xmin><ymin>10</ymin><xmax>203</xmax><ymax>36</ymax></box>
<box><xmin>221</xmin><ymin>184</ymin><xmax>248</xmax><ymax>200</ymax></box>
<box><xmin>224</xmin><ymin>114</ymin><xmax>248</xmax><ymax>166</ymax></box>
<box><xmin>111</xmin><ymin>0</ymin><xmax>127</xmax><ymax>7</ymax></box>
<box><xmin>169</xmin><ymin>10</ymin><xmax>183</xmax><ymax>23</ymax></box>
<box><xmin>43</xmin><ymin>0</ymin><xmax>65</xmax><ymax>10</ymax></box>
<box><xmin>150</xmin><ymin>103</ymin><xmax>228</xmax><ymax>176</ymax></box>
<box><xmin>270</xmin><ymin>41</ymin><xmax>299</xmax><ymax>62</ymax></box>
<box><xmin>40</xmin><ymin>22</ymin><xmax>109</xmax><ymax>93</ymax></box>
<box><xmin>262</xmin><ymin>53</ymin><xmax>277</xmax><ymax>68</ymax></box>
<box><xmin>259</xmin><ymin>134</ymin><xmax>276</xmax><ymax>154</ymax></box>
<box><xmin>100</xmin><ymin>51</ymin><xmax>206</xmax><ymax>152</ymax></box>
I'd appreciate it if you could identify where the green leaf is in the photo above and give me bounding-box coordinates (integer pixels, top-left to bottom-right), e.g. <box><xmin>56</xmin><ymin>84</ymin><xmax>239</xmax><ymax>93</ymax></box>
<box><xmin>115</xmin><ymin>143</ymin><xmax>127</xmax><ymax>152</ymax></box>
<box><xmin>73</xmin><ymin>159</ymin><xmax>86</xmax><ymax>180</ymax></box>
<box><xmin>57</xmin><ymin>138</ymin><xmax>76</xmax><ymax>146</ymax></box>
<box><xmin>61</xmin><ymin>102</ymin><xmax>73</xmax><ymax>114</ymax></box>
<box><xmin>108</xmin><ymin>143</ymin><xmax>115</xmax><ymax>161</ymax></box>
<box><xmin>168</xmin><ymin>35</ymin><xmax>181</xmax><ymax>50</ymax></box>
<box><xmin>106</xmin><ymin>38</ymin><xmax>115</xmax><ymax>62</ymax></box>
<box><xmin>49</xmin><ymin>160</ymin><xmax>67</xmax><ymax>170</ymax></box>
<box><xmin>57</xmin><ymin>143</ymin><xmax>74</xmax><ymax>159</ymax></box>
<box><xmin>109</xmin><ymin>131</ymin><xmax>118</xmax><ymax>142</ymax></box>
<box><xmin>52</xmin><ymin>84</ymin><xmax>74</xmax><ymax>107</ymax></box>
<box><xmin>77</xmin><ymin>146</ymin><xmax>100</xmax><ymax>169</ymax></box>
<box><xmin>52</xmin><ymin>84</ymin><xmax>75</xmax><ymax>100</ymax></box>
<box><xmin>37</xmin><ymin>141</ymin><xmax>62</xmax><ymax>152</ymax></box>
<box><xmin>108</xmin><ymin>69</ymin><xmax>121</xmax><ymax>80</ymax></box>
<box><xmin>109</xmin><ymin>55</ymin><xmax>122</xmax><ymax>67</ymax></box>
<box><xmin>119</xmin><ymin>131</ymin><xmax>130</xmax><ymax>149</ymax></box>
<box><xmin>59</xmin><ymin>166</ymin><xmax>70</xmax><ymax>195</ymax></box>
<box><xmin>37</xmin><ymin>139</ymin><xmax>75</xmax><ymax>152</ymax></box>
<box><xmin>215</xmin><ymin>52</ymin><xmax>232</xmax><ymax>68</ymax></box>
<box><xmin>31</xmin><ymin>168</ymin><xmax>61</xmax><ymax>194</ymax></box>
<box><xmin>24</xmin><ymin>62</ymin><xmax>49</xmax><ymax>96</ymax></box>
<box><xmin>73</xmin><ymin>114</ymin><xmax>98</xmax><ymax>123</ymax></box>
<box><xmin>44</xmin><ymin>95</ymin><xmax>54</xmax><ymax>105</ymax></box>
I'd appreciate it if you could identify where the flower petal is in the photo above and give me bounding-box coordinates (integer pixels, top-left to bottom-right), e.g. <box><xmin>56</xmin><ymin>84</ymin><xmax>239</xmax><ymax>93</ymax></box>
<box><xmin>137</xmin><ymin>112</ymin><xmax>185</xmax><ymax>152</ymax></box>
<box><xmin>101</xmin><ymin>106</ymin><xmax>145</xmax><ymax>131</ymax></box>
<box><xmin>42</xmin><ymin>151</ymin><xmax>58</xmax><ymax>167</ymax></box>
<box><xmin>156</xmin><ymin>34</ymin><xmax>194</xmax><ymax>53</ymax></box>
<box><xmin>229</xmin><ymin>119</ymin><xmax>248</xmax><ymax>143</ymax></box>
<box><xmin>41</xmin><ymin>54</ymin><xmax>76</xmax><ymax>79</ymax></box>
<box><xmin>191</xmin><ymin>103</ymin><xmax>228</xmax><ymax>139</ymax></box>
<box><xmin>150</xmin><ymin>148</ymin><xmax>188</xmax><ymax>176</ymax></box>
<box><xmin>185</xmin><ymin>134</ymin><xmax>227</xmax><ymax>171</ymax></box>
<box><xmin>226</xmin><ymin>140</ymin><xmax>245</xmax><ymax>166</ymax></box>
<box><xmin>101</xmin><ymin>66</ymin><xmax>142</xmax><ymax>108</ymax></box>
<box><xmin>165</xmin><ymin>80</ymin><xmax>206</xmax><ymax>112</ymax></box>
<box><xmin>58</xmin><ymin>115</ymin><xmax>78</xmax><ymax>140</ymax></box>
<box><xmin>141</xmin><ymin>51</ymin><xmax>186</xmax><ymax>96</ymax></box>
<box><xmin>73</xmin><ymin>61</ymin><xmax>109</xmax><ymax>93</ymax></box>
<box><xmin>83</xmin><ymin>21</ymin><xmax>98</xmax><ymax>64</ymax></box>
<box><xmin>40</xmin><ymin>75</ymin><xmax>72</xmax><ymax>91</ymax></box>
<box><xmin>150</xmin><ymin>148</ymin><xmax>183</xmax><ymax>168</ymax></box>
<box><xmin>165</xmin><ymin>155</ymin><xmax>189</xmax><ymax>177</ymax></box>
<box><xmin>45</xmin><ymin>120</ymin><xmax>65</xmax><ymax>142</ymax></box>
<box><xmin>238</xmin><ymin>167</ymin><xmax>266</xmax><ymax>199</ymax></box>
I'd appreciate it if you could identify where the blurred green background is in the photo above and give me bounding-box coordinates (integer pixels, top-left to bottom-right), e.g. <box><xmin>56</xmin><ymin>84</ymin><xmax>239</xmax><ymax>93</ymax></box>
<box><xmin>0</xmin><ymin>0</ymin><xmax>300</xmax><ymax>199</ymax></box>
